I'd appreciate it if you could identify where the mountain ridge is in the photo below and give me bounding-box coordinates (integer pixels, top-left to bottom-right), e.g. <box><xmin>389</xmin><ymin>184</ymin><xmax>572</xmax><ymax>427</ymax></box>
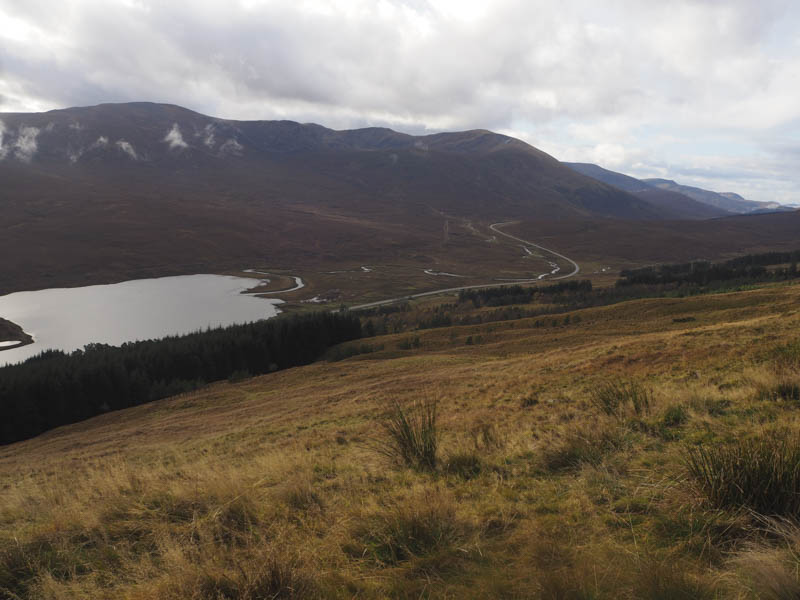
<box><xmin>564</xmin><ymin>161</ymin><xmax>789</xmax><ymax>216</ymax></box>
<box><xmin>564</xmin><ymin>162</ymin><xmax>731</xmax><ymax>220</ymax></box>
<box><xmin>1</xmin><ymin>102</ymin><xmax>796</xmax><ymax>295</ymax></box>
<box><xmin>0</xmin><ymin>102</ymin><xmax>553</xmax><ymax>165</ymax></box>
<box><xmin>643</xmin><ymin>178</ymin><xmax>787</xmax><ymax>214</ymax></box>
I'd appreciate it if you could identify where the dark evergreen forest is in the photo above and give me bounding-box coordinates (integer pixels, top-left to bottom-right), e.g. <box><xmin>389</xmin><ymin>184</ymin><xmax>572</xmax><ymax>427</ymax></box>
<box><xmin>458</xmin><ymin>280</ymin><xmax>593</xmax><ymax>307</ymax></box>
<box><xmin>618</xmin><ymin>251</ymin><xmax>800</xmax><ymax>286</ymax></box>
<box><xmin>0</xmin><ymin>312</ymin><xmax>361</xmax><ymax>445</ymax></box>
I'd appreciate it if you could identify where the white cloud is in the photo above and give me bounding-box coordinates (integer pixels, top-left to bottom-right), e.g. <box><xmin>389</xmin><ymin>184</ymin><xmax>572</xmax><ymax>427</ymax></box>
<box><xmin>219</xmin><ymin>138</ymin><xmax>243</xmax><ymax>156</ymax></box>
<box><xmin>164</xmin><ymin>123</ymin><xmax>188</xmax><ymax>149</ymax></box>
<box><xmin>201</xmin><ymin>123</ymin><xmax>215</xmax><ymax>148</ymax></box>
<box><xmin>14</xmin><ymin>126</ymin><xmax>40</xmax><ymax>162</ymax></box>
<box><xmin>115</xmin><ymin>139</ymin><xmax>138</xmax><ymax>159</ymax></box>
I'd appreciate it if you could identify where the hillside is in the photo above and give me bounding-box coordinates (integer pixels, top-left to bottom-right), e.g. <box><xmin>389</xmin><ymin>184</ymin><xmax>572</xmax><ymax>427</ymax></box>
<box><xmin>564</xmin><ymin>162</ymin><xmax>732</xmax><ymax>219</ymax></box>
<box><xmin>3</xmin><ymin>281</ymin><xmax>800</xmax><ymax>597</ymax></box>
<box><xmin>644</xmin><ymin>178</ymin><xmax>787</xmax><ymax>214</ymax></box>
<box><xmin>0</xmin><ymin>103</ymin><xmax>666</xmax><ymax>293</ymax></box>
<box><xmin>564</xmin><ymin>162</ymin><xmax>651</xmax><ymax>193</ymax></box>
<box><xmin>506</xmin><ymin>211</ymin><xmax>800</xmax><ymax>268</ymax></box>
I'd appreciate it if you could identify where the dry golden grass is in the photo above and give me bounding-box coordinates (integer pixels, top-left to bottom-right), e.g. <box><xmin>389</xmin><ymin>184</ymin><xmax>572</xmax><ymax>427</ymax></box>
<box><xmin>2</xmin><ymin>283</ymin><xmax>800</xmax><ymax>597</ymax></box>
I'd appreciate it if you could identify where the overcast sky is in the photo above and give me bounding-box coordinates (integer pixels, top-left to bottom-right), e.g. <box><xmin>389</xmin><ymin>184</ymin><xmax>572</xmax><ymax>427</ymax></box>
<box><xmin>1</xmin><ymin>0</ymin><xmax>798</xmax><ymax>203</ymax></box>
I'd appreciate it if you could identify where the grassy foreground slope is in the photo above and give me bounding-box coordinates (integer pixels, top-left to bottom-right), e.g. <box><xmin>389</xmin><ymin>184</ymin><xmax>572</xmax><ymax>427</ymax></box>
<box><xmin>3</xmin><ymin>283</ymin><xmax>800</xmax><ymax>597</ymax></box>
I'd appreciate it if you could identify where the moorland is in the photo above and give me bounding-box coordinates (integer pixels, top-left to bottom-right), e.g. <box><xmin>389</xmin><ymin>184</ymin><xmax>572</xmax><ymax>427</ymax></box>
<box><xmin>2</xmin><ymin>270</ymin><xmax>800</xmax><ymax>598</ymax></box>
<box><xmin>3</xmin><ymin>102</ymin><xmax>800</xmax><ymax>599</ymax></box>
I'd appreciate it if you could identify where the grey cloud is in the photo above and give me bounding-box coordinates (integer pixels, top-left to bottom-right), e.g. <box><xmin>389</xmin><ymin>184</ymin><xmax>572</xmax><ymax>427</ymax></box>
<box><xmin>2</xmin><ymin>0</ymin><xmax>795</xmax><ymax>131</ymax></box>
<box><xmin>200</xmin><ymin>124</ymin><xmax>215</xmax><ymax>148</ymax></box>
<box><xmin>0</xmin><ymin>0</ymin><xmax>799</xmax><ymax>201</ymax></box>
<box><xmin>115</xmin><ymin>140</ymin><xmax>138</xmax><ymax>160</ymax></box>
<box><xmin>219</xmin><ymin>138</ymin><xmax>243</xmax><ymax>156</ymax></box>
<box><xmin>14</xmin><ymin>126</ymin><xmax>40</xmax><ymax>162</ymax></box>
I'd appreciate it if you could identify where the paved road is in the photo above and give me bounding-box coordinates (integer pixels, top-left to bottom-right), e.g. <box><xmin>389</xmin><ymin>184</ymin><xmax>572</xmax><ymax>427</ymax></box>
<box><xmin>348</xmin><ymin>222</ymin><xmax>580</xmax><ymax>311</ymax></box>
<box><xmin>489</xmin><ymin>221</ymin><xmax>580</xmax><ymax>278</ymax></box>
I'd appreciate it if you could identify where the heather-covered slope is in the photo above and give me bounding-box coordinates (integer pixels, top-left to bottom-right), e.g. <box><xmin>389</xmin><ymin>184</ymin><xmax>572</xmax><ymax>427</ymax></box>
<box><xmin>0</xmin><ymin>103</ymin><xmax>666</xmax><ymax>293</ymax></box>
<box><xmin>564</xmin><ymin>162</ymin><xmax>732</xmax><ymax>219</ymax></box>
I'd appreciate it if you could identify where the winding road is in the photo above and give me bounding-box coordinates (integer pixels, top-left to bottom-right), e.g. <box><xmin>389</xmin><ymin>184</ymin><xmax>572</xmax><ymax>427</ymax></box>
<box><xmin>348</xmin><ymin>222</ymin><xmax>580</xmax><ymax>311</ymax></box>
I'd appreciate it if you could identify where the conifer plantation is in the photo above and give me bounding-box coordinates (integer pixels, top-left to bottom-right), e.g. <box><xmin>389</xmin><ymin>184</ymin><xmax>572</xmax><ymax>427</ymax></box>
<box><xmin>0</xmin><ymin>313</ymin><xmax>361</xmax><ymax>445</ymax></box>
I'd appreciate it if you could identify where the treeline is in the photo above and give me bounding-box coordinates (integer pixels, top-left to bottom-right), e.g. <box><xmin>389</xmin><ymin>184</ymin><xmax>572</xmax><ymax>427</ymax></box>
<box><xmin>458</xmin><ymin>280</ymin><xmax>593</xmax><ymax>307</ymax></box>
<box><xmin>0</xmin><ymin>312</ymin><xmax>361</xmax><ymax>446</ymax></box>
<box><xmin>360</xmin><ymin>251</ymin><xmax>800</xmax><ymax>335</ymax></box>
<box><xmin>358</xmin><ymin>302</ymin><xmax>411</xmax><ymax>317</ymax></box>
<box><xmin>359</xmin><ymin>282</ymin><xmax>596</xmax><ymax>334</ymax></box>
<box><xmin>619</xmin><ymin>251</ymin><xmax>800</xmax><ymax>287</ymax></box>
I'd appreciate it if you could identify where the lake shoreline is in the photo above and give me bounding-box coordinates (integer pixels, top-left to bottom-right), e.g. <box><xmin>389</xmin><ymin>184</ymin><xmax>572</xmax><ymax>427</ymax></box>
<box><xmin>0</xmin><ymin>274</ymin><xmax>283</xmax><ymax>367</ymax></box>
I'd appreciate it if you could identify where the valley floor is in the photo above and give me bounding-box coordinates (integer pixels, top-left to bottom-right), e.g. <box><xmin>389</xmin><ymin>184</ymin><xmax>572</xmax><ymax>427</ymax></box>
<box><xmin>2</xmin><ymin>283</ymin><xmax>800</xmax><ymax>597</ymax></box>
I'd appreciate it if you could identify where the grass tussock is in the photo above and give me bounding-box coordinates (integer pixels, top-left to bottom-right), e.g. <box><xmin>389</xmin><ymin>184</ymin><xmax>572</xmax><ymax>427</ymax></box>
<box><xmin>590</xmin><ymin>380</ymin><xmax>652</xmax><ymax>419</ymax></box>
<box><xmin>276</xmin><ymin>476</ymin><xmax>324</xmax><ymax>513</ymax></box>
<box><xmin>443</xmin><ymin>451</ymin><xmax>483</xmax><ymax>479</ymax></box>
<box><xmin>756</xmin><ymin>378</ymin><xmax>800</xmax><ymax>403</ymax></box>
<box><xmin>631</xmin><ymin>557</ymin><xmax>717</xmax><ymax>600</ymax></box>
<box><xmin>729</xmin><ymin>519</ymin><xmax>800</xmax><ymax>600</ymax></box>
<box><xmin>540</xmin><ymin>420</ymin><xmax>626</xmax><ymax>472</ymax></box>
<box><xmin>347</xmin><ymin>488</ymin><xmax>471</xmax><ymax>567</ymax></box>
<box><xmin>661</xmin><ymin>403</ymin><xmax>690</xmax><ymax>428</ymax></box>
<box><xmin>372</xmin><ymin>398</ymin><xmax>439</xmax><ymax>471</ymax></box>
<box><xmin>157</xmin><ymin>549</ymin><xmax>318</xmax><ymax>600</ymax></box>
<box><xmin>686</xmin><ymin>429</ymin><xmax>800</xmax><ymax>516</ymax></box>
<box><xmin>772</xmin><ymin>340</ymin><xmax>800</xmax><ymax>370</ymax></box>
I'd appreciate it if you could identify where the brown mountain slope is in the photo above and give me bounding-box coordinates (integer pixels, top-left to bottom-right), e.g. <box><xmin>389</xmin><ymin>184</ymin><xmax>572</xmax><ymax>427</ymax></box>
<box><xmin>631</xmin><ymin>188</ymin><xmax>730</xmax><ymax>220</ymax></box>
<box><xmin>564</xmin><ymin>162</ymin><xmax>732</xmax><ymax>220</ymax></box>
<box><xmin>644</xmin><ymin>178</ymin><xmax>789</xmax><ymax>214</ymax></box>
<box><xmin>507</xmin><ymin>211</ymin><xmax>800</xmax><ymax>268</ymax></box>
<box><xmin>0</xmin><ymin>103</ymin><xmax>670</xmax><ymax>292</ymax></box>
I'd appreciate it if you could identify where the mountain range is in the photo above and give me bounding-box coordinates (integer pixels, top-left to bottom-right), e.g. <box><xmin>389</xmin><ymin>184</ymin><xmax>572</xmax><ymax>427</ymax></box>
<box><xmin>0</xmin><ymin>102</ymin><xmax>797</xmax><ymax>293</ymax></box>
<box><xmin>565</xmin><ymin>162</ymin><xmax>788</xmax><ymax>216</ymax></box>
<box><xmin>0</xmin><ymin>102</ymin><xmax>667</xmax><ymax>219</ymax></box>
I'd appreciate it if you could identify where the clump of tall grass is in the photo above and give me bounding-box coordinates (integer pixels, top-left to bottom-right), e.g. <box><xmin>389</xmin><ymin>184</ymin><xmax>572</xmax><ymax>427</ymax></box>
<box><xmin>161</xmin><ymin>549</ymin><xmax>317</xmax><ymax>599</ymax></box>
<box><xmin>276</xmin><ymin>476</ymin><xmax>323</xmax><ymax>513</ymax></box>
<box><xmin>772</xmin><ymin>340</ymin><xmax>800</xmax><ymax>370</ymax></box>
<box><xmin>540</xmin><ymin>421</ymin><xmax>625</xmax><ymax>472</ymax></box>
<box><xmin>347</xmin><ymin>489</ymin><xmax>468</xmax><ymax>566</ymax></box>
<box><xmin>756</xmin><ymin>380</ymin><xmax>800</xmax><ymax>403</ymax></box>
<box><xmin>725</xmin><ymin>517</ymin><xmax>800</xmax><ymax>600</ymax></box>
<box><xmin>0</xmin><ymin>535</ymin><xmax>91</xmax><ymax>599</ymax></box>
<box><xmin>444</xmin><ymin>451</ymin><xmax>482</xmax><ymax>479</ymax></box>
<box><xmin>372</xmin><ymin>398</ymin><xmax>439</xmax><ymax>471</ymax></box>
<box><xmin>590</xmin><ymin>380</ymin><xmax>652</xmax><ymax>419</ymax></box>
<box><xmin>661</xmin><ymin>404</ymin><xmax>690</xmax><ymax>428</ymax></box>
<box><xmin>685</xmin><ymin>429</ymin><xmax>800</xmax><ymax>516</ymax></box>
<box><xmin>631</xmin><ymin>557</ymin><xmax>716</xmax><ymax>600</ymax></box>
